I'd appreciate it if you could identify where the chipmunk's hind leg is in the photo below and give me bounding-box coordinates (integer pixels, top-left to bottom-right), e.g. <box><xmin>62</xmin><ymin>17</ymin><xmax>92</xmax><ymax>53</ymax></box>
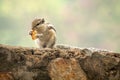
<box><xmin>42</xmin><ymin>44</ymin><xmax>47</xmax><ymax>48</ymax></box>
<box><xmin>46</xmin><ymin>36</ymin><xmax>56</xmax><ymax>48</ymax></box>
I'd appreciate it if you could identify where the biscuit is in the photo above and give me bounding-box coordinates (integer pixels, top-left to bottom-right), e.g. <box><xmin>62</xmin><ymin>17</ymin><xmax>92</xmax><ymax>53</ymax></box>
<box><xmin>31</xmin><ymin>30</ymin><xmax>37</xmax><ymax>40</ymax></box>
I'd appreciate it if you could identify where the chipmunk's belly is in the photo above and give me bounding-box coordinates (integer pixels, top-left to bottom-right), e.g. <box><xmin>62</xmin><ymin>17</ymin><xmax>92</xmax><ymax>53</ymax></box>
<box><xmin>34</xmin><ymin>38</ymin><xmax>41</xmax><ymax>48</ymax></box>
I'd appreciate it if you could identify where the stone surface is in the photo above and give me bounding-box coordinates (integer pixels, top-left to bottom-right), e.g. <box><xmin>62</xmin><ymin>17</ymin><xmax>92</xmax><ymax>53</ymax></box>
<box><xmin>0</xmin><ymin>72</ymin><xmax>14</xmax><ymax>80</ymax></box>
<box><xmin>48</xmin><ymin>58</ymin><xmax>87</xmax><ymax>80</ymax></box>
<box><xmin>79</xmin><ymin>52</ymin><xmax>120</xmax><ymax>80</ymax></box>
<box><xmin>0</xmin><ymin>44</ymin><xmax>120</xmax><ymax>80</ymax></box>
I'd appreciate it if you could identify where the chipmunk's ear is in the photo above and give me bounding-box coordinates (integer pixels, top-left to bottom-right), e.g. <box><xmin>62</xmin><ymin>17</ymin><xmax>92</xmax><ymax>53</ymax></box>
<box><xmin>41</xmin><ymin>18</ymin><xmax>45</xmax><ymax>23</ymax></box>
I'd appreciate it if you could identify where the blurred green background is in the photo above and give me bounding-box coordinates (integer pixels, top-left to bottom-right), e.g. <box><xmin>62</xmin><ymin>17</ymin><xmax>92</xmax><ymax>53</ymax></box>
<box><xmin>0</xmin><ymin>0</ymin><xmax>120</xmax><ymax>52</ymax></box>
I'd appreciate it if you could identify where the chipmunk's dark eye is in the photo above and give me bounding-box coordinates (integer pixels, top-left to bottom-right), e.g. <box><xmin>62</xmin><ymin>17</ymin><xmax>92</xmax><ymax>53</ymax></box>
<box><xmin>36</xmin><ymin>23</ymin><xmax>40</xmax><ymax>26</ymax></box>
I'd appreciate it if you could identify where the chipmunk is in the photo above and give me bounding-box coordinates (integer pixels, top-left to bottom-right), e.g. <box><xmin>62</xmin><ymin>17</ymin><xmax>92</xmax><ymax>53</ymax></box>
<box><xmin>29</xmin><ymin>18</ymin><xmax>56</xmax><ymax>48</ymax></box>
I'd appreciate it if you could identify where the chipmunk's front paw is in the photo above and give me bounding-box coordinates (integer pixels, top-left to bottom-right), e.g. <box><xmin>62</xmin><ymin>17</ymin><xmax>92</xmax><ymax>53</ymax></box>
<box><xmin>35</xmin><ymin>34</ymin><xmax>43</xmax><ymax>38</ymax></box>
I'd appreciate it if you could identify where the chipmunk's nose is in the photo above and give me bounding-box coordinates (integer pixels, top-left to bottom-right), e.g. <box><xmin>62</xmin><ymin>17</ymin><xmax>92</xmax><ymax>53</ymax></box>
<box><xmin>29</xmin><ymin>31</ymin><xmax>32</xmax><ymax>35</ymax></box>
<box><xmin>32</xmin><ymin>27</ymin><xmax>34</xmax><ymax>30</ymax></box>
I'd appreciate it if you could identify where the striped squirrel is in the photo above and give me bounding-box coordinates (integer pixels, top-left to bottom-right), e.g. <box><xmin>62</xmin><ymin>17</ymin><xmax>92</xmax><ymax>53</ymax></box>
<box><xmin>29</xmin><ymin>18</ymin><xmax>56</xmax><ymax>48</ymax></box>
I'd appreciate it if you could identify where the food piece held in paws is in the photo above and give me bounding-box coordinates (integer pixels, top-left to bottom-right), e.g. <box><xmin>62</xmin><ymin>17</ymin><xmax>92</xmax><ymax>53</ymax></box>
<box><xmin>31</xmin><ymin>30</ymin><xmax>37</xmax><ymax>40</ymax></box>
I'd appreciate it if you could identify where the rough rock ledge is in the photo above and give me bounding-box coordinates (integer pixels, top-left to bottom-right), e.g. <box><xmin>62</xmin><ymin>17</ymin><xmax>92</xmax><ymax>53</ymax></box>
<box><xmin>0</xmin><ymin>44</ymin><xmax>120</xmax><ymax>80</ymax></box>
